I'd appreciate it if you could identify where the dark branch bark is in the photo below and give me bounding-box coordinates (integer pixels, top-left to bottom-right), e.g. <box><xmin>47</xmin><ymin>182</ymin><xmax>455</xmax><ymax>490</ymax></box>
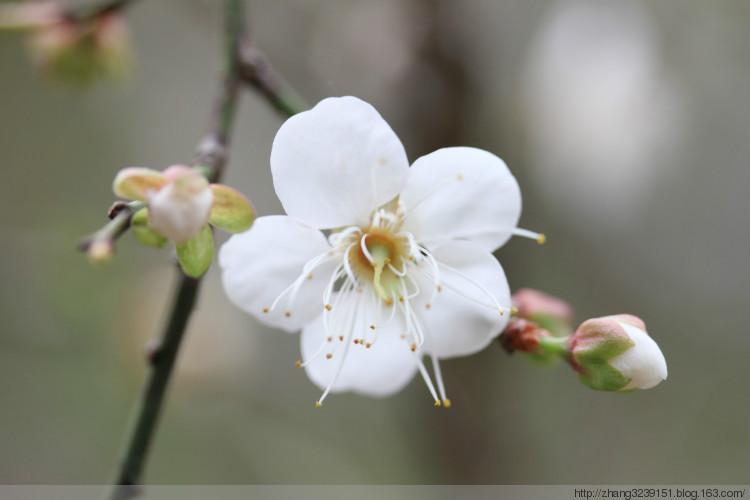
<box><xmin>64</xmin><ymin>0</ymin><xmax>140</xmax><ymax>23</ymax></box>
<box><xmin>108</xmin><ymin>1</ymin><xmax>245</xmax><ymax>499</ymax></box>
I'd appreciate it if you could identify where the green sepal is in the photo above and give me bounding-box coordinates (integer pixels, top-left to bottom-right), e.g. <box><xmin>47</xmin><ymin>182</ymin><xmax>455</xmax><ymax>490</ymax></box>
<box><xmin>131</xmin><ymin>208</ymin><xmax>167</xmax><ymax>248</ymax></box>
<box><xmin>574</xmin><ymin>336</ymin><xmax>634</xmax><ymax>391</ymax></box>
<box><xmin>176</xmin><ymin>225</ymin><xmax>214</xmax><ymax>277</ymax></box>
<box><xmin>528</xmin><ymin>335</ymin><xmax>569</xmax><ymax>364</ymax></box>
<box><xmin>208</xmin><ymin>184</ymin><xmax>255</xmax><ymax>233</ymax></box>
<box><xmin>529</xmin><ymin>312</ymin><xmax>572</xmax><ymax>338</ymax></box>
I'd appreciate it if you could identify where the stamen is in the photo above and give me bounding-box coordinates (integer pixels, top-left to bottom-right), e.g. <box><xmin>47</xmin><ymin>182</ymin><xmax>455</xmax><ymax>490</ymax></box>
<box><xmin>513</xmin><ymin>227</ymin><xmax>546</xmax><ymax>244</ymax></box>
<box><xmin>317</xmin><ymin>289</ymin><xmax>361</xmax><ymax>406</ymax></box>
<box><xmin>437</xmin><ymin>262</ymin><xmax>508</xmax><ymax>316</ymax></box>
<box><xmin>431</xmin><ymin>355</ymin><xmax>450</xmax><ymax>409</ymax></box>
<box><xmin>414</xmin><ymin>354</ymin><xmax>441</xmax><ymax>407</ymax></box>
<box><xmin>268</xmin><ymin>250</ymin><xmax>335</xmax><ymax>314</ymax></box>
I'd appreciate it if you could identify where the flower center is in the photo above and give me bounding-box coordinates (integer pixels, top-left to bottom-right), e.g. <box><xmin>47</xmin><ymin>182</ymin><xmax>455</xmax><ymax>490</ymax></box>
<box><xmin>349</xmin><ymin>229</ymin><xmax>408</xmax><ymax>303</ymax></box>
<box><xmin>264</xmin><ymin>203</ymin><xmax>511</xmax><ymax>408</ymax></box>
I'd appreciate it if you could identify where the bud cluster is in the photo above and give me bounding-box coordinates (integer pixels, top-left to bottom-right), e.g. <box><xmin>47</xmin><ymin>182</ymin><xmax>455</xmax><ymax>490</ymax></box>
<box><xmin>501</xmin><ymin>289</ymin><xmax>667</xmax><ymax>392</ymax></box>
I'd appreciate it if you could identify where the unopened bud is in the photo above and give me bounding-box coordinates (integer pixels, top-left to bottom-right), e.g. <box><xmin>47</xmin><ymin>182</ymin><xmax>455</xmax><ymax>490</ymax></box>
<box><xmin>513</xmin><ymin>288</ymin><xmax>573</xmax><ymax>324</ymax></box>
<box><xmin>0</xmin><ymin>2</ymin><xmax>60</xmax><ymax>30</ymax></box>
<box><xmin>570</xmin><ymin>314</ymin><xmax>667</xmax><ymax>391</ymax></box>
<box><xmin>148</xmin><ymin>166</ymin><xmax>213</xmax><ymax>244</ymax></box>
<box><xmin>501</xmin><ymin>317</ymin><xmax>570</xmax><ymax>363</ymax></box>
<box><xmin>28</xmin><ymin>13</ymin><xmax>132</xmax><ymax>85</ymax></box>
<box><xmin>500</xmin><ymin>317</ymin><xmax>549</xmax><ymax>354</ymax></box>
<box><xmin>87</xmin><ymin>239</ymin><xmax>113</xmax><ymax>264</ymax></box>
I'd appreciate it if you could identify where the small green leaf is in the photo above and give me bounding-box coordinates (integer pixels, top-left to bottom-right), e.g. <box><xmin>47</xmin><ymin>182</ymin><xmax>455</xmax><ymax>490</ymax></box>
<box><xmin>130</xmin><ymin>208</ymin><xmax>167</xmax><ymax>248</ymax></box>
<box><xmin>176</xmin><ymin>225</ymin><xmax>214</xmax><ymax>277</ymax></box>
<box><xmin>208</xmin><ymin>184</ymin><xmax>255</xmax><ymax>233</ymax></box>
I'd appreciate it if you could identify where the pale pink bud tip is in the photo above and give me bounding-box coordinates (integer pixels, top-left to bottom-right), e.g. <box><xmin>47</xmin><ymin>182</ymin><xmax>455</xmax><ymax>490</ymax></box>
<box><xmin>512</xmin><ymin>288</ymin><xmax>574</xmax><ymax>324</ymax></box>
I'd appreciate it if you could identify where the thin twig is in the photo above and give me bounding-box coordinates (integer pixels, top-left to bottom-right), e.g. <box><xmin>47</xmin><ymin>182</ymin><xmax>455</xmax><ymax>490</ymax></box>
<box><xmin>108</xmin><ymin>1</ymin><xmax>245</xmax><ymax>499</ymax></box>
<box><xmin>239</xmin><ymin>44</ymin><xmax>307</xmax><ymax>117</ymax></box>
<box><xmin>64</xmin><ymin>0</ymin><xmax>139</xmax><ymax>23</ymax></box>
<box><xmin>78</xmin><ymin>5</ymin><xmax>304</xmax><ymax>257</ymax></box>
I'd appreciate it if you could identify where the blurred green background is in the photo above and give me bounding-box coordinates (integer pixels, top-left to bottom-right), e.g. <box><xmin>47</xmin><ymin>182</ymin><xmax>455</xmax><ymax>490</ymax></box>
<box><xmin>1</xmin><ymin>0</ymin><xmax>749</xmax><ymax>485</ymax></box>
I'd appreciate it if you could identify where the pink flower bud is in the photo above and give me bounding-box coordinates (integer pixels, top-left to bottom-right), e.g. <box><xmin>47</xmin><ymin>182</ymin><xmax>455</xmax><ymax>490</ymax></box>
<box><xmin>148</xmin><ymin>166</ymin><xmax>213</xmax><ymax>244</ymax></box>
<box><xmin>513</xmin><ymin>288</ymin><xmax>574</xmax><ymax>323</ymax></box>
<box><xmin>27</xmin><ymin>12</ymin><xmax>132</xmax><ymax>84</ymax></box>
<box><xmin>570</xmin><ymin>314</ymin><xmax>667</xmax><ymax>391</ymax></box>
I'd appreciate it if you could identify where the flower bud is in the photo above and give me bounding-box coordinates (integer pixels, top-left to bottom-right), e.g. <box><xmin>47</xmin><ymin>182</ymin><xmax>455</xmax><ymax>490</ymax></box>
<box><xmin>27</xmin><ymin>13</ymin><xmax>132</xmax><ymax>85</ymax></box>
<box><xmin>86</xmin><ymin>239</ymin><xmax>114</xmax><ymax>264</ymax></box>
<box><xmin>501</xmin><ymin>317</ymin><xmax>549</xmax><ymax>354</ymax></box>
<box><xmin>570</xmin><ymin>314</ymin><xmax>667</xmax><ymax>391</ymax></box>
<box><xmin>148</xmin><ymin>166</ymin><xmax>213</xmax><ymax>244</ymax></box>
<box><xmin>0</xmin><ymin>2</ymin><xmax>59</xmax><ymax>30</ymax></box>
<box><xmin>512</xmin><ymin>288</ymin><xmax>574</xmax><ymax>336</ymax></box>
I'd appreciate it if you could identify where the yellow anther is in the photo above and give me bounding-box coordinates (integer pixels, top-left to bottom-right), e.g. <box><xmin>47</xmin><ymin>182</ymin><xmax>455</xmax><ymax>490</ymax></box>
<box><xmin>324</xmin><ymin>303</ymin><xmax>333</xmax><ymax>311</ymax></box>
<box><xmin>315</xmin><ymin>401</ymin><xmax>323</xmax><ymax>408</ymax></box>
<box><xmin>410</xmin><ymin>343</ymin><xmax>417</xmax><ymax>352</ymax></box>
<box><xmin>398</xmin><ymin>295</ymin><xmax>405</xmax><ymax>303</ymax></box>
<box><xmin>511</xmin><ymin>306</ymin><xmax>519</xmax><ymax>316</ymax></box>
<box><xmin>294</xmin><ymin>359</ymin><xmax>302</xmax><ymax>368</ymax></box>
<box><xmin>536</xmin><ymin>233</ymin><xmax>547</xmax><ymax>245</ymax></box>
<box><xmin>456</xmin><ymin>173</ymin><xmax>465</xmax><ymax>181</ymax></box>
<box><xmin>434</xmin><ymin>400</ymin><xmax>442</xmax><ymax>408</ymax></box>
<box><xmin>443</xmin><ymin>399</ymin><xmax>452</xmax><ymax>409</ymax></box>
<box><xmin>306</xmin><ymin>273</ymin><xmax>314</xmax><ymax>280</ymax></box>
<box><xmin>338</xmin><ymin>335</ymin><xmax>344</xmax><ymax>342</ymax></box>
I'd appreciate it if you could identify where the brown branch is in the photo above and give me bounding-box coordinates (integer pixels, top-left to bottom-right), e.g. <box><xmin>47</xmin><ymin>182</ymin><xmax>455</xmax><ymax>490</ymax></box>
<box><xmin>63</xmin><ymin>0</ymin><xmax>140</xmax><ymax>23</ymax></box>
<box><xmin>108</xmin><ymin>1</ymin><xmax>245</xmax><ymax>498</ymax></box>
<box><xmin>239</xmin><ymin>44</ymin><xmax>307</xmax><ymax>118</ymax></box>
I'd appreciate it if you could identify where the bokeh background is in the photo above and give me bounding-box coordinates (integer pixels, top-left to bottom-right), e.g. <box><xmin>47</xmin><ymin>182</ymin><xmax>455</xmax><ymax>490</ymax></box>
<box><xmin>1</xmin><ymin>0</ymin><xmax>749</xmax><ymax>484</ymax></box>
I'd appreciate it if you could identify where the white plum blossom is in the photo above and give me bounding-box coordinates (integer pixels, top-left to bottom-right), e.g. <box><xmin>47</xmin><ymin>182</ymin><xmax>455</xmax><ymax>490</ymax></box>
<box><xmin>220</xmin><ymin>96</ymin><xmax>542</xmax><ymax>406</ymax></box>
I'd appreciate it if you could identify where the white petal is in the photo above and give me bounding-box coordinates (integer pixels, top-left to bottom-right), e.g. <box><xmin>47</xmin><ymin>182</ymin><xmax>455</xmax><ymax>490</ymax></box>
<box><xmin>148</xmin><ymin>182</ymin><xmax>213</xmax><ymax>244</ymax></box>
<box><xmin>271</xmin><ymin>96</ymin><xmax>409</xmax><ymax>229</ymax></box>
<box><xmin>400</xmin><ymin>147</ymin><xmax>521</xmax><ymax>252</ymax></box>
<box><xmin>613</xmin><ymin>322</ymin><xmax>668</xmax><ymax>390</ymax></box>
<box><xmin>300</xmin><ymin>305</ymin><xmax>418</xmax><ymax>397</ymax></box>
<box><xmin>414</xmin><ymin>241</ymin><xmax>511</xmax><ymax>358</ymax></box>
<box><xmin>219</xmin><ymin>216</ymin><xmax>335</xmax><ymax>332</ymax></box>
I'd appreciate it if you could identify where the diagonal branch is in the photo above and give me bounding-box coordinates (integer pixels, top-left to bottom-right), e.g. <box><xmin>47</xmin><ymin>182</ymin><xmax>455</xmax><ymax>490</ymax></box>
<box><xmin>109</xmin><ymin>1</ymin><xmax>245</xmax><ymax>499</ymax></box>
<box><xmin>63</xmin><ymin>0</ymin><xmax>140</xmax><ymax>23</ymax></box>
<box><xmin>78</xmin><ymin>8</ymin><xmax>305</xmax><ymax>260</ymax></box>
<box><xmin>239</xmin><ymin>44</ymin><xmax>307</xmax><ymax>117</ymax></box>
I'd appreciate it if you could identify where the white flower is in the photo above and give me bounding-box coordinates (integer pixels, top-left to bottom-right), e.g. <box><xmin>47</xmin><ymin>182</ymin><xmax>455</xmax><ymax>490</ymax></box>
<box><xmin>146</xmin><ymin>165</ymin><xmax>213</xmax><ymax>244</ymax></box>
<box><xmin>220</xmin><ymin>96</ymin><xmax>541</xmax><ymax>406</ymax></box>
<box><xmin>571</xmin><ymin>314</ymin><xmax>668</xmax><ymax>391</ymax></box>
